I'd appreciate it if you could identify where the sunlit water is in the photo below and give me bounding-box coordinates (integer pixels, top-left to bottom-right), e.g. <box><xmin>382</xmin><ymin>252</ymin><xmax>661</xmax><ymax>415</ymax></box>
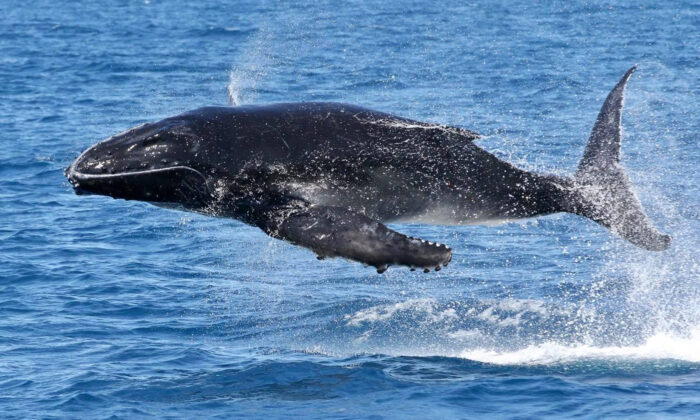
<box><xmin>2</xmin><ymin>1</ymin><xmax>699</xmax><ymax>418</ymax></box>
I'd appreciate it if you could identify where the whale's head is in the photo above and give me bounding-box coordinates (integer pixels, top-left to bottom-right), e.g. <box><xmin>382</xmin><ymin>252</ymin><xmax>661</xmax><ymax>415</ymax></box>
<box><xmin>66</xmin><ymin>118</ymin><xmax>214</xmax><ymax>209</ymax></box>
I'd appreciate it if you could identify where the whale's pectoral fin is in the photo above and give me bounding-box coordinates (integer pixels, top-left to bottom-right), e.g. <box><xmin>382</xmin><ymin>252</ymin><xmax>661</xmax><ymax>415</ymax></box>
<box><xmin>257</xmin><ymin>205</ymin><xmax>452</xmax><ymax>273</ymax></box>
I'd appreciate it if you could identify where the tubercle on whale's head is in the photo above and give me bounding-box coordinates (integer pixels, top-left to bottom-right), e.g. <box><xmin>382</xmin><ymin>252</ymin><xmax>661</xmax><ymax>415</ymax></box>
<box><xmin>65</xmin><ymin>118</ymin><xmax>213</xmax><ymax>207</ymax></box>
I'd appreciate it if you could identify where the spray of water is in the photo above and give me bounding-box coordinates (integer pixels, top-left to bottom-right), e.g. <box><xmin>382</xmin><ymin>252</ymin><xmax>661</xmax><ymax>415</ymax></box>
<box><xmin>226</xmin><ymin>27</ymin><xmax>276</xmax><ymax>106</ymax></box>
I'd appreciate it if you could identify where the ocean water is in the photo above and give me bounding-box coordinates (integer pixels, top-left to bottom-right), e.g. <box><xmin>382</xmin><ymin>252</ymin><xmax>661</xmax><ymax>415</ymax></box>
<box><xmin>2</xmin><ymin>0</ymin><xmax>699</xmax><ymax>418</ymax></box>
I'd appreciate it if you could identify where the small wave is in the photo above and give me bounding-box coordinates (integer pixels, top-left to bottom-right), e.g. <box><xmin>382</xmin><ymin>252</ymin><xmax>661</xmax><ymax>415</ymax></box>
<box><xmin>460</xmin><ymin>326</ymin><xmax>700</xmax><ymax>365</ymax></box>
<box><xmin>344</xmin><ymin>298</ymin><xmax>458</xmax><ymax>327</ymax></box>
<box><xmin>190</xmin><ymin>26</ymin><xmax>257</xmax><ymax>38</ymax></box>
<box><xmin>344</xmin><ymin>297</ymin><xmax>574</xmax><ymax>329</ymax></box>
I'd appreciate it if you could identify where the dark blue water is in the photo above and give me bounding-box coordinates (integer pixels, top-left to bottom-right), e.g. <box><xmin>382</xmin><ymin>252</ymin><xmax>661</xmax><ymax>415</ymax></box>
<box><xmin>2</xmin><ymin>1</ymin><xmax>699</xmax><ymax>418</ymax></box>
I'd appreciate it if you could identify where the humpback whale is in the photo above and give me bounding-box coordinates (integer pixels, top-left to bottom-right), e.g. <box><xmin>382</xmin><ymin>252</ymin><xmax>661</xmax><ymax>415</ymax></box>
<box><xmin>66</xmin><ymin>67</ymin><xmax>670</xmax><ymax>273</ymax></box>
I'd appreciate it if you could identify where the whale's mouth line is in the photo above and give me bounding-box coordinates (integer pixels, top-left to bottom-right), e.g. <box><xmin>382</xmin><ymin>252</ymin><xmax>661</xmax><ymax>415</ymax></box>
<box><xmin>67</xmin><ymin>165</ymin><xmax>206</xmax><ymax>181</ymax></box>
<box><xmin>66</xmin><ymin>164</ymin><xmax>212</xmax><ymax>200</ymax></box>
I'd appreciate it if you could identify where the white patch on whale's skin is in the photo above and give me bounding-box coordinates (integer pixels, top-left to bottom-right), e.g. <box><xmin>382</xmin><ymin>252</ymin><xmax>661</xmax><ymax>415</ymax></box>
<box><xmin>391</xmin><ymin>207</ymin><xmax>516</xmax><ymax>226</ymax></box>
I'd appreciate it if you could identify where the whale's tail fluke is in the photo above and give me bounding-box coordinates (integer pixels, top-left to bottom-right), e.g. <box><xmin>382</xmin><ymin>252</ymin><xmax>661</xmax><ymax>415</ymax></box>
<box><xmin>566</xmin><ymin>66</ymin><xmax>671</xmax><ymax>251</ymax></box>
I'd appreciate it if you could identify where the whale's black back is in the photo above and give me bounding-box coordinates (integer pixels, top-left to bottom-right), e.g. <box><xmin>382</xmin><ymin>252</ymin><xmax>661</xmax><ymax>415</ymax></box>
<box><xmin>177</xmin><ymin>102</ymin><xmax>478</xmax><ymax>169</ymax></box>
<box><xmin>170</xmin><ymin>103</ymin><xmax>564</xmax><ymax>223</ymax></box>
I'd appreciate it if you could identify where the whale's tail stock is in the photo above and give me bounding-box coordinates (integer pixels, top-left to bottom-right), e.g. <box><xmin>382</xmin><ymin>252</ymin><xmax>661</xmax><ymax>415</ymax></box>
<box><xmin>562</xmin><ymin>66</ymin><xmax>671</xmax><ymax>251</ymax></box>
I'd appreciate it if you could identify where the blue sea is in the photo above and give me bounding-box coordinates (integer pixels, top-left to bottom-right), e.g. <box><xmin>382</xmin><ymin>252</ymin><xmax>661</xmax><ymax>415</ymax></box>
<box><xmin>2</xmin><ymin>1</ymin><xmax>699</xmax><ymax>418</ymax></box>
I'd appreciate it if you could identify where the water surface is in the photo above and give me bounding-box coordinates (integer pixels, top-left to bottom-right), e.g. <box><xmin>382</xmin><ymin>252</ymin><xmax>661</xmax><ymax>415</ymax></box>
<box><xmin>1</xmin><ymin>0</ymin><xmax>699</xmax><ymax>418</ymax></box>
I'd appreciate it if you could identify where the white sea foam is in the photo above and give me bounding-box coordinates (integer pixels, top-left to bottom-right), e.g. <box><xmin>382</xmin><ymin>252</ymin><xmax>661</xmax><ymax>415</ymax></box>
<box><xmin>459</xmin><ymin>325</ymin><xmax>700</xmax><ymax>365</ymax></box>
<box><xmin>300</xmin><ymin>327</ymin><xmax>700</xmax><ymax>365</ymax></box>
<box><xmin>339</xmin><ymin>295</ymin><xmax>700</xmax><ymax>365</ymax></box>
<box><xmin>345</xmin><ymin>297</ymin><xmax>579</xmax><ymax>330</ymax></box>
<box><xmin>344</xmin><ymin>298</ymin><xmax>458</xmax><ymax>327</ymax></box>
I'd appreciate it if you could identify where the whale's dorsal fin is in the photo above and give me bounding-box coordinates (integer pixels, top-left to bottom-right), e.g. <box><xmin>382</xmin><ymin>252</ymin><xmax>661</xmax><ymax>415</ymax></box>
<box><xmin>255</xmin><ymin>205</ymin><xmax>452</xmax><ymax>273</ymax></box>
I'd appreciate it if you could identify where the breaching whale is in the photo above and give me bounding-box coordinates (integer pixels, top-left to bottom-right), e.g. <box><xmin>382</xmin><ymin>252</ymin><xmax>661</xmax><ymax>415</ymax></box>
<box><xmin>66</xmin><ymin>67</ymin><xmax>670</xmax><ymax>273</ymax></box>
